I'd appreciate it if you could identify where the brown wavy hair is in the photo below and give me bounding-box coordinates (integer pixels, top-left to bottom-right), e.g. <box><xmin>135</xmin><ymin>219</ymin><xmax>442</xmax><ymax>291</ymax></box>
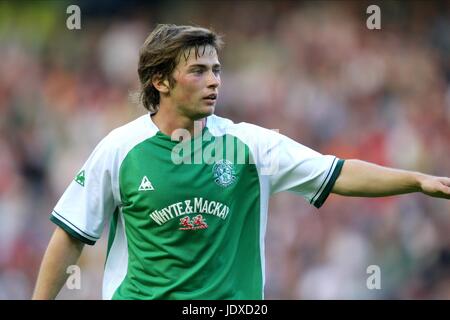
<box><xmin>137</xmin><ymin>24</ymin><xmax>224</xmax><ymax>114</ymax></box>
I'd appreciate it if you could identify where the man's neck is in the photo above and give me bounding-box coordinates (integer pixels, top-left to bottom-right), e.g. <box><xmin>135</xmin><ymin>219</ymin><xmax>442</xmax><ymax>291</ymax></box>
<box><xmin>151</xmin><ymin>107</ymin><xmax>206</xmax><ymax>138</ymax></box>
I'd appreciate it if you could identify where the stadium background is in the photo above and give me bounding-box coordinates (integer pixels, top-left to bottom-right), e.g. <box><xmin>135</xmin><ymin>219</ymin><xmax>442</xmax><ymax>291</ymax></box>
<box><xmin>0</xmin><ymin>0</ymin><xmax>449</xmax><ymax>299</ymax></box>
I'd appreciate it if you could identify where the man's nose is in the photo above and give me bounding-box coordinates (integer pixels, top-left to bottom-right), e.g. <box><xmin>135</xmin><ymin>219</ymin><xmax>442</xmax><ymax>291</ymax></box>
<box><xmin>207</xmin><ymin>71</ymin><xmax>220</xmax><ymax>88</ymax></box>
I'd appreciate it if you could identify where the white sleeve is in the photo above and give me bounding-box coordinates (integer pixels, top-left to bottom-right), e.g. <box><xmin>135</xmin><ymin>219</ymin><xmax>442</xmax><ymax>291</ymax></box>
<box><xmin>247</xmin><ymin>125</ymin><xmax>344</xmax><ymax>208</ymax></box>
<box><xmin>50</xmin><ymin>135</ymin><xmax>117</xmax><ymax>245</ymax></box>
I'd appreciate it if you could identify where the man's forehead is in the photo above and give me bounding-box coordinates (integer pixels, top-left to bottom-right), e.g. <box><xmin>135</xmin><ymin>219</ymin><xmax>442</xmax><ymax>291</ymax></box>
<box><xmin>179</xmin><ymin>45</ymin><xmax>219</xmax><ymax>66</ymax></box>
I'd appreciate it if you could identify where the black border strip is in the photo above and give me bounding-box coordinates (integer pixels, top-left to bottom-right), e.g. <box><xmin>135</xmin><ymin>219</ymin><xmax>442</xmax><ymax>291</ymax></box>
<box><xmin>52</xmin><ymin>210</ymin><xmax>99</xmax><ymax>240</ymax></box>
<box><xmin>313</xmin><ymin>159</ymin><xmax>345</xmax><ymax>209</ymax></box>
<box><xmin>311</xmin><ymin>157</ymin><xmax>337</xmax><ymax>204</ymax></box>
<box><xmin>50</xmin><ymin>215</ymin><xmax>96</xmax><ymax>245</ymax></box>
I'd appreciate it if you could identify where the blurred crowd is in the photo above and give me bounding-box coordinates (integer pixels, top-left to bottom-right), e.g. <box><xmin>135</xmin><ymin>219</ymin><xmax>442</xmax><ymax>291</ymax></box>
<box><xmin>0</xmin><ymin>0</ymin><xmax>449</xmax><ymax>299</ymax></box>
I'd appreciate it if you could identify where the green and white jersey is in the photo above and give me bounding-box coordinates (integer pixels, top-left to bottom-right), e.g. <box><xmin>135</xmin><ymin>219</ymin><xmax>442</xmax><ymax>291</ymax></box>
<box><xmin>50</xmin><ymin>113</ymin><xmax>344</xmax><ymax>300</ymax></box>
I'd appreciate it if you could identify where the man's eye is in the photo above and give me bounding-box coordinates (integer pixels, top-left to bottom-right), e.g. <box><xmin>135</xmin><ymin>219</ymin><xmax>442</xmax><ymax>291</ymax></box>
<box><xmin>192</xmin><ymin>69</ymin><xmax>204</xmax><ymax>74</ymax></box>
<box><xmin>213</xmin><ymin>69</ymin><xmax>221</xmax><ymax>75</ymax></box>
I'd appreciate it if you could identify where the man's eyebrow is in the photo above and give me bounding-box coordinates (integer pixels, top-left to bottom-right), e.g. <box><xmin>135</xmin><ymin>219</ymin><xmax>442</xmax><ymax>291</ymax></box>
<box><xmin>188</xmin><ymin>63</ymin><xmax>221</xmax><ymax>69</ymax></box>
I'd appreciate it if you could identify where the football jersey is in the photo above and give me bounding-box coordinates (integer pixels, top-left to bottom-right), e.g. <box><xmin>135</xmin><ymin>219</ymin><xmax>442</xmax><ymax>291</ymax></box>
<box><xmin>50</xmin><ymin>113</ymin><xmax>344</xmax><ymax>300</ymax></box>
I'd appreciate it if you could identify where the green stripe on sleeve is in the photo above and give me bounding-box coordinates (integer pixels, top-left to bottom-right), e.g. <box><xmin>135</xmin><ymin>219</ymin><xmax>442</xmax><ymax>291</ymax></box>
<box><xmin>50</xmin><ymin>215</ymin><xmax>96</xmax><ymax>245</ymax></box>
<box><xmin>313</xmin><ymin>159</ymin><xmax>345</xmax><ymax>209</ymax></box>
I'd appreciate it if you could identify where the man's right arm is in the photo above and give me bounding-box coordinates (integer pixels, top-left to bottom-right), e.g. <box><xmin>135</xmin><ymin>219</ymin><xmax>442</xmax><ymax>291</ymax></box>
<box><xmin>32</xmin><ymin>226</ymin><xmax>85</xmax><ymax>300</ymax></box>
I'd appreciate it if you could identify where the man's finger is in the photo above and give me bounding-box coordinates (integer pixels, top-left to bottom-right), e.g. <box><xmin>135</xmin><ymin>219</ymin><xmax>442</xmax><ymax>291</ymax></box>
<box><xmin>441</xmin><ymin>185</ymin><xmax>450</xmax><ymax>196</ymax></box>
<box><xmin>441</xmin><ymin>178</ymin><xmax>450</xmax><ymax>187</ymax></box>
<box><xmin>436</xmin><ymin>184</ymin><xmax>450</xmax><ymax>199</ymax></box>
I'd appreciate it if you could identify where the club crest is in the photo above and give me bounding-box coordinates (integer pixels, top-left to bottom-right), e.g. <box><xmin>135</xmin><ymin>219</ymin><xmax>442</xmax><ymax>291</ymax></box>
<box><xmin>213</xmin><ymin>159</ymin><xmax>236</xmax><ymax>187</ymax></box>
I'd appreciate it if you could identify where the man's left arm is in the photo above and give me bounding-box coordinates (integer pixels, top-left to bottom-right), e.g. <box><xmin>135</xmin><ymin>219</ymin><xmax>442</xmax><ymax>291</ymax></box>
<box><xmin>332</xmin><ymin>159</ymin><xmax>450</xmax><ymax>199</ymax></box>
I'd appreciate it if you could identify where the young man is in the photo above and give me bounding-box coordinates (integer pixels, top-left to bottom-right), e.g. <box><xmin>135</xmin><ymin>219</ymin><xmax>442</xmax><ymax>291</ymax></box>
<box><xmin>33</xmin><ymin>24</ymin><xmax>450</xmax><ymax>300</ymax></box>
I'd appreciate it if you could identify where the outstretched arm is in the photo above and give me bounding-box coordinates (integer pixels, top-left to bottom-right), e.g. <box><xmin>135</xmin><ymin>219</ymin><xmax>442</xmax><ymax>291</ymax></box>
<box><xmin>332</xmin><ymin>159</ymin><xmax>450</xmax><ymax>199</ymax></box>
<box><xmin>32</xmin><ymin>226</ymin><xmax>85</xmax><ymax>300</ymax></box>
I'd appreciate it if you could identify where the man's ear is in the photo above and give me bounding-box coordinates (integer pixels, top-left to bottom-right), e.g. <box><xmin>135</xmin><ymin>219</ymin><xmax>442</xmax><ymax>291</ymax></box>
<box><xmin>152</xmin><ymin>74</ymin><xmax>170</xmax><ymax>94</ymax></box>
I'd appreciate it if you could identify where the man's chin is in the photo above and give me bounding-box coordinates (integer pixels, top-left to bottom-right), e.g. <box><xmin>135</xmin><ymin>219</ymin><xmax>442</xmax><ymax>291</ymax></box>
<box><xmin>194</xmin><ymin>106</ymin><xmax>215</xmax><ymax>119</ymax></box>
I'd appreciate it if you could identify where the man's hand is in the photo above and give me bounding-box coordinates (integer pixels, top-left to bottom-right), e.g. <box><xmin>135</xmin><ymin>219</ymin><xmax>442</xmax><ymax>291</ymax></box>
<box><xmin>419</xmin><ymin>175</ymin><xmax>450</xmax><ymax>199</ymax></box>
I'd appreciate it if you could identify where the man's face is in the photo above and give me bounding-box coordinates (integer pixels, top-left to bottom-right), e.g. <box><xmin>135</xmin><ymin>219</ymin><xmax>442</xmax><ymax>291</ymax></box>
<box><xmin>168</xmin><ymin>45</ymin><xmax>221</xmax><ymax>120</ymax></box>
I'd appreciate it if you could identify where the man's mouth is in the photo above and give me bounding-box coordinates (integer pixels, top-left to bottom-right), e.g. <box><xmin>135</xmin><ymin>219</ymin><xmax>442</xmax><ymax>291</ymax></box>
<box><xmin>203</xmin><ymin>93</ymin><xmax>217</xmax><ymax>101</ymax></box>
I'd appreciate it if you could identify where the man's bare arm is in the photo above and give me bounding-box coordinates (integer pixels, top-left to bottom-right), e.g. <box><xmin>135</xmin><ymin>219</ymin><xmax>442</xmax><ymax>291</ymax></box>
<box><xmin>332</xmin><ymin>159</ymin><xmax>450</xmax><ymax>199</ymax></box>
<box><xmin>32</xmin><ymin>226</ymin><xmax>85</xmax><ymax>300</ymax></box>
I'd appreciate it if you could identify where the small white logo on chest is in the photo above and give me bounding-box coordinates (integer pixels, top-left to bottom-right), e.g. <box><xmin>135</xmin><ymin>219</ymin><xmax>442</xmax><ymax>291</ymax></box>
<box><xmin>139</xmin><ymin>176</ymin><xmax>154</xmax><ymax>191</ymax></box>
